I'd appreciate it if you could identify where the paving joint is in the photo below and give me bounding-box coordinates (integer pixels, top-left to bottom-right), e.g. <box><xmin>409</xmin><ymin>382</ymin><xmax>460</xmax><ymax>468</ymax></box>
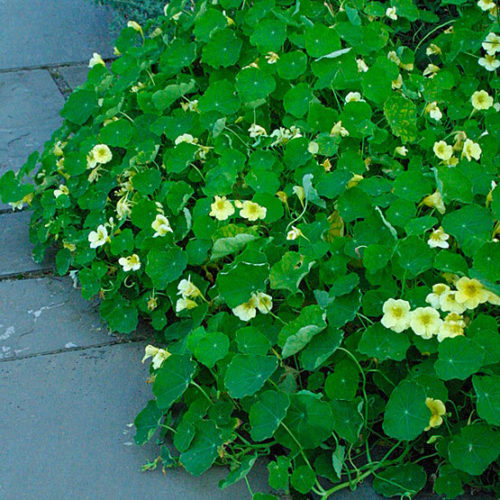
<box><xmin>0</xmin><ymin>58</ymin><xmax>116</xmax><ymax>75</ymax></box>
<box><xmin>48</xmin><ymin>68</ymin><xmax>72</xmax><ymax>99</ymax></box>
<box><xmin>0</xmin><ymin>268</ymin><xmax>55</xmax><ymax>282</ymax></box>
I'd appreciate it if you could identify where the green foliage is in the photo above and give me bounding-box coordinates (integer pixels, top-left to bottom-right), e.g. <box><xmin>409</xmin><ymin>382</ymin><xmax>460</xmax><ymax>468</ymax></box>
<box><xmin>2</xmin><ymin>0</ymin><xmax>499</xmax><ymax>497</ymax></box>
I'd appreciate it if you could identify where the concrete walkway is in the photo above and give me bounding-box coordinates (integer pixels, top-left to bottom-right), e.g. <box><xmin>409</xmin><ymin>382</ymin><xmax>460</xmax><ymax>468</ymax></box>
<box><xmin>0</xmin><ymin>2</ymin><xmax>270</xmax><ymax>498</ymax></box>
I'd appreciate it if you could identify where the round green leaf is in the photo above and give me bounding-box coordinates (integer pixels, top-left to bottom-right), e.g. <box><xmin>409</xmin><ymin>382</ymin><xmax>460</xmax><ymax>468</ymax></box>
<box><xmin>224</xmin><ymin>354</ymin><xmax>278</xmax><ymax>398</ymax></box>
<box><xmin>61</xmin><ymin>89</ymin><xmax>98</xmax><ymax>125</ymax></box>
<box><xmin>283</xmin><ymin>83</ymin><xmax>313</xmax><ymax>118</ymax></box>
<box><xmin>473</xmin><ymin>375</ymin><xmax>500</xmax><ymax>426</ymax></box>
<box><xmin>250</xmin><ymin>18</ymin><xmax>287</xmax><ymax>52</ymax></box>
<box><xmin>383</xmin><ymin>380</ymin><xmax>429</xmax><ymax>441</ymax></box>
<box><xmin>373</xmin><ymin>463</ymin><xmax>426</xmax><ymax>497</ymax></box>
<box><xmin>236</xmin><ymin>67</ymin><xmax>276</xmax><ymax>102</ymax></box>
<box><xmin>249</xmin><ymin>390</ymin><xmax>290</xmax><ymax>441</ymax></box>
<box><xmin>434</xmin><ymin>337</ymin><xmax>484</xmax><ymax>381</ymax></box>
<box><xmin>146</xmin><ymin>247</ymin><xmax>188</xmax><ymax>290</ymax></box>
<box><xmin>198</xmin><ymin>79</ymin><xmax>241</xmax><ymax>115</ymax></box>
<box><xmin>99</xmin><ymin>119</ymin><xmax>133</xmax><ymax>147</ymax></box>
<box><xmin>325</xmin><ymin>359</ymin><xmax>359</xmax><ymax>400</ymax></box>
<box><xmin>291</xmin><ymin>465</ymin><xmax>316</xmax><ymax>494</ymax></box>
<box><xmin>201</xmin><ymin>29</ymin><xmax>242</xmax><ymax>68</ymax></box>
<box><xmin>276</xmin><ymin>51</ymin><xmax>308</xmax><ymax>80</ymax></box>
<box><xmin>194</xmin><ymin>331</ymin><xmax>230</xmax><ymax>368</ymax></box>
<box><xmin>305</xmin><ymin>23</ymin><xmax>341</xmax><ymax>58</ymax></box>
<box><xmin>358</xmin><ymin>324</ymin><xmax>411</xmax><ymax>362</ymax></box>
<box><xmin>134</xmin><ymin>400</ymin><xmax>163</xmax><ymax>445</ymax></box>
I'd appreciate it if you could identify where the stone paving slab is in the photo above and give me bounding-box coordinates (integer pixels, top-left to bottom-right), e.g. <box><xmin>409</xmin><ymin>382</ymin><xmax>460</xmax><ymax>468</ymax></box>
<box><xmin>58</xmin><ymin>64</ymin><xmax>90</xmax><ymax>90</ymax></box>
<box><xmin>0</xmin><ymin>211</ymin><xmax>55</xmax><ymax>277</ymax></box>
<box><xmin>0</xmin><ymin>0</ymin><xmax>114</xmax><ymax>70</ymax></box>
<box><xmin>0</xmin><ymin>69</ymin><xmax>64</xmax><ymax>178</ymax></box>
<box><xmin>0</xmin><ymin>342</ymin><xmax>270</xmax><ymax>500</ymax></box>
<box><xmin>0</xmin><ymin>276</ymin><xmax>114</xmax><ymax>360</ymax></box>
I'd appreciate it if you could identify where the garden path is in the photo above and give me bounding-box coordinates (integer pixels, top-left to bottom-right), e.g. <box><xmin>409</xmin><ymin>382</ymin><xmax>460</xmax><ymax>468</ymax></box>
<box><xmin>0</xmin><ymin>2</ymin><xmax>270</xmax><ymax>498</ymax></box>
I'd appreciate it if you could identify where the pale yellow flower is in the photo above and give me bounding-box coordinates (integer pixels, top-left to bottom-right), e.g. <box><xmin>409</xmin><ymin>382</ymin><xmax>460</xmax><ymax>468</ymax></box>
<box><xmin>392</xmin><ymin>74</ymin><xmax>403</xmax><ymax>89</ymax></box>
<box><xmin>437</xmin><ymin>320</ymin><xmax>465</xmax><ymax>342</ymax></box>
<box><xmin>174</xmin><ymin>133</ymin><xmax>198</xmax><ymax>145</ymax></box>
<box><xmin>356</xmin><ymin>58</ymin><xmax>369</xmax><ymax>72</ymax></box>
<box><xmin>142</xmin><ymin>345</ymin><xmax>171</xmax><ymax>370</ymax></box>
<box><xmin>209</xmin><ymin>196</ymin><xmax>235</xmax><ymax>221</ymax></box>
<box><xmin>345</xmin><ymin>91</ymin><xmax>364</xmax><ymax>103</ymax></box>
<box><xmin>248</xmin><ymin>124</ymin><xmax>267</xmax><ymax>138</ymax></box>
<box><xmin>410</xmin><ymin>307</ymin><xmax>443</xmax><ymax>339</ymax></box>
<box><xmin>89</xmin><ymin>52</ymin><xmax>105</xmax><ymax>68</ymax></box>
<box><xmin>387</xmin><ymin>51</ymin><xmax>401</xmax><ymax>66</ymax></box>
<box><xmin>425</xmin><ymin>102</ymin><xmax>443</xmax><ymax>121</ymax></box>
<box><xmin>462</xmin><ymin>139</ymin><xmax>481</xmax><ymax>161</ymax></box>
<box><xmin>292</xmin><ymin>186</ymin><xmax>305</xmax><ymax>203</ymax></box>
<box><xmin>53</xmin><ymin>141</ymin><xmax>65</xmax><ymax>156</ymax></box>
<box><xmin>426</xmin><ymin>43</ymin><xmax>442</xmax><ymax>56</ymax></box>
<box><xmin>347</xmin><ymin>174</ymin><xmax>363</xmax><ymax>189</ymax></box>
<box><xmin>455</xmin><ymin>277</ymin><xmax>490</xmax><ymax>309</ymax></box>
<box><xmin>181</xmin><ymin>100</ymin><xmax>199</xmax><ymax>112</ymax></box>
<box><xmin>265</xmin><ymin>52</ymin><xmax>279</xmax><ymax>64</ymax></box>
<box><xmin>308</xmin><ymin>142</ymin><xmax>319</xmax><ymax>155</ymax></box>
<box><xmin>478</xmin><ymin>0</ymin><xmax>496</xmax><ymax>11</ymax></box>
<box><xmin>479</xmin><ymin>54</ymin><xmax>500</xmax><ymax>71</ymax></box>
<box><xmin>426</xmin><ymin>283</ymin><xmax>450</xmax><ymax>309</ymax></box>
<box><xmin>151</xmin><ymin>214</ymin><xmax>173</xmax><ymax>238</ymax></box>
<box><xmin>395</xmin><ymin>146</ymin><xmax>408</xmax><ymax>157</ymax></box>
<box><xmin>254</xmin><ymin>292</ymin><xmax>273</xmax><ymax>314</ymax></box>
<box><xmin>276</xmin><ymin>191</ymin><xmax>288</xmax><ymax>204</ymax></box>
<box><xmin>471</xmin><ymin>90</ymin><xmax>494</xmax><ymax>110</ymax></box>
<box><xmin>177</xmin><ymin>277</ymin><xmax>202</xmax><ymax>299</ymax></box>
<box><xmin>381</xmin><ymin>298</ymin><xmax>411</xmax><ymax>333</ymax></box>
<box><xmin>386</xmin><ymin>6</ymin><xmax>398</xmax><ymax>19</ymax></box>
<box><xmin>483</xmin><ymin>33</ymin><xmax>500</xmax><ymax>56</ymax></box>
<box><xmin>427</xmin><ymin>226</ymin><xmax>450</xmax><ymax>249</ymax></box>
<box><xmin>127</xmin><ymin>20</ymin><xmax>143</xmax><ymax>35</ymax></box>
<box><xmin>439</xmin><ymin>291</ymin><xmax>467</xmax><ymax>314</ymax></box>
<box><xmin>118</xmin><ymin>254</ymin><xmax>141</xmax><ymax>272</ymax></box>
<box><xmin>147</xmin><ymin>296</ymin><xmax>158</xmax><ymax>311</ymax></box>
<box><xmin>425</xmin><ymin>398</ymin><xmax>446</xmax><ymax>430</ymax></box>
<box><xmin>330</xmin><ymin>121</ymin><xmax>349</xmax><ymax>137</ymax></box>
<box><xmin>422</xmin><ymin>190</ymin><xmax>446</xmax><ymax>214</ymax></box>
<box><xmin>116</xmin><ymin>197</ymin><xmax>132</xmax><ymax>219</ymax></box>
<box><xmin>423</xmin><ymin>63</ymin><xmax>440</xmax><ymax>78</ymax></box>
<box><xmin>433</xmin><ymin>140</ymin><xmax>453</xmax><ymax>161</ymax></box>
<box><xmin>176</xmin><ymin>297</ymin><xmax>198</xmax><ymax>313</ymax></box>
<box><xmin>287</xmin><ymin>226</ymin><xmax>305</xmax><ymax>241</ymax></box>
<box><xmin>91</xmin><ymin>144</ymin><xmax>113</xmax><ymax>164</ymax></box>
<box><xmin>487</xmin><ymin>292</ymin><xmax>500</xmax><ymax>305</ymax></box>
<box><xmin>240</xmin><ymin>201</ymin><xmax>267</xmax><ymax>221</ymax></box>
<box><xmin>54</xmin><ymin>184</ymin><xmax>69</xmax><ymax>199</ymax></box>
<box><xmin>88</xmin><ymin>224</ymin><xmax>109</xmax><ymax>249</ymax></box>
<box><xmin>232</xmin><ymin>296</ymin><xmax>258</xmax><ymax>322</ymax></box>
<box><xmin>270</xmin><ymin>127</ymin><xmax>293</xmax><ymax>146</ymax></box>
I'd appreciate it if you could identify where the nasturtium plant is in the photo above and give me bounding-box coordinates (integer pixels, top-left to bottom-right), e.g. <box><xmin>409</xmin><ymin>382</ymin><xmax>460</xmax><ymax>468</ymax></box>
<box><xmin>1</xmin><ymin>0</ymin><xmax>499</xmax><ymax>497</ymax></box>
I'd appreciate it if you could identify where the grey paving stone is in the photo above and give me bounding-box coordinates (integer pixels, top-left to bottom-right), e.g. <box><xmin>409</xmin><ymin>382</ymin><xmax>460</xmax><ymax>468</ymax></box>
<box><xmin>0</xmin><ymin>69</ymin><xmax>64</xmax><ymax>177</ymax></box>
<box><xmin>0</xmin><ymin>343</ymin><xmax>270</xmax><ymax>500</ymax></box>
<box><xmin>0</xmin><ymin>276</ymin><xmax>114</xmax><ymax>359</ymax></box>
<box><xmin>58</xmin><ymin>64</ymin><xmax>90</xmax><ymax>90</ymax></box>
<box><xmin>0</xmin><ymin>211</ymin><xmax>55</xmax><ymax>277</ymax></box>
<box><xmin>0</xmin><ymin>0</ymin><xmax>114</xmax><ymax>70</ymax></box>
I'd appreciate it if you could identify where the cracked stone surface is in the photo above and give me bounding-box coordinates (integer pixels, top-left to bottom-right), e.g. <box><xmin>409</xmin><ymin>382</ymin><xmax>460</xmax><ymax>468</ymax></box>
<box><xmin>0</xmin><ymin>0</ymin><xmax>114</xmax><ymax>70</ymax></box>
<box><xmin>0</xmin><ymin>276</ymin><xmax>115</xmax><ymax>359</ymax></box>
<box><xmin>0</xmin><ymin>70</ymin><xmax>64</xmax><ymax>178</ymax></box>
<box><xmin>0</xmin><ymin>211</ymin><xmax>55</xmax><ymax>277</ymax></box>
<box><xmin>0</xmin><ymin>343</ymin><xmax>270</xmax><ymax>500</ymax></box>
<box><xmin>58</xmin><ymin>64</ymin><xmax>90</xmax><ymax>90</ymax></box>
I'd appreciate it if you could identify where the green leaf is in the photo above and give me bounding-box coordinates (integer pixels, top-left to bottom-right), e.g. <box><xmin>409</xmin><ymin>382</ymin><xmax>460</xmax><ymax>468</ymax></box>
<box><xmin>305</xmin><ymin>23</ymin><xmax>341</xmax><ymax>58</ymax></box>
<box><xmin>362</xmin><ymin>57</ymin><xmax>398</xmax><ymax>104</ymax></box>
<box><xmin>434</xmin><ymin>465</ymin><xmax>464</xmax><ymax>499</ymax></box>
<box><xmin>133</xmin><ymin>169</ymin><xmax>161</xmax><ymax>196</ymax></box>
<box><xmin>299</xmin><ymin>327</ymin><xmax>343</xmax><ymax>371</ymax></box>
<box><xmin>373</xmin><ymin>463</ymin><xmax>426</xmax><ymax>497</ymax></box>
<box><xmin>278</xmin><ymin>305</ymin><xmax>327</xmax><ymax>358</ymax></box>
<box><xmin>395</xmin><ymin>236</ymin><xmax>434</xmax><ymax>278</ymax></box>
<box><xmin>55</xmin><ymin>249</ymin><xmax>72</xmax><ymax>276</ymax></box>
<box><xmin>236</xmin><ymin>67</ymin><xmax>276</xmax><ymax>102</ymax></box>
<box><xmin>363</xmin><ymin>244</ymin><xmax>392</xmax><ymax>272</ymax></box>
<box><xmin>249</xmin><ymin>390</ymin><xmax>290</xmax><ymax>441</ymax></box>
<box><xmin>211</xmin><ymin>233</ymin><xmax>257</xmax><ymax>260</ymax></box>
<box><xmin>473</xmin><ymin>375</ymin><xmax>500</xmax><ymax>426</ymax></box>
<box><xmin>436</xmin><ymin>166</ymin><xmax>473</xmax><ymax>204</ymax></box>
<box><xmin>198</xmin><ymin>79</ymin><xmax>241</xmax><ymax>115</ymax></box>
<box><xmin>276</xmin><ymin>51</ymin><xmax>307</xmax><ymax>80</ymax></box>
<box><xmin>291</xmin><ymin>466</ymin><xmax>316</xmax><ymax>495</ymax></box>
<box><xmin>201</xmin><ymin>29</ymin><xmax>242</xmax><ymax>68</ymax></box>
<box><xmin>269</xmin><ymin>252</ymin><xmax>315</xmax><ymax>293</ymax></box>
<box><xmin>224</xmin><ymin>354</ymin><xmax>278</xmax><ymax>398</ymax></box>
<box><xmin>194</xmin><ymin>8</ymin><xmax>227</xmax><ymax>42</ymax></box>
<box><xmin>99</xmin><ymin>296</ymin><xmax>138</xmax><ymax>333</ymax></box>
<box><xmin>448</xmin><ymin>424</ymin><xmax>500</xmax><ymax>476</ymax></box>
<box><xmin>393</xmin><ymin>170</ymin><xmax>432</xmax><ymax>202</ymax></box>
<box><xmin>194</xmin><ymin>331</ymin><xmax>229</xmax><ymax>368</ymax></box>
<box><xmin>180</xmin><ymin>420</ymin><xmax>224</xmax><ymax>476</ymax></box>
<box><xmin>219</xmin><ymin>453</ymin><xmax>258</xmax><ymax>490</ymax></box>
<box><xmin>216</xmin><ymin>260</ymin><xmax>269</xmax><ymax>308</ymax></box>
<box><xmin>267</xmin><ymin>456</ymin><xmax>290</xmax><ymax>491</ymax></box>
<box><xmin>384</xmin><ymin>94</ymin><xmax>418</xmax><ymax>143</ymax></box>
<box><xmin>236</xmin><ymin>326</ymin><xmax>271</xmax><ymax>355</ymax></box>
<box><xmin>383</xmin><ymin>380</ymin><xmax>429</xmax><ymax>441</ymax></box>
<box><xmin>473</xmin><ymin>242</ymin><xmax>500</xmax><ymax>285</ymax></box>
<box><xmin>250</xmin><ymin>18</ymin><xmax>287</xmax><ymax>52</ymax></box>
<box><xmin>164</xmin><ymin>142</ymin><xmax>198</xmax><ymax>174</ymax></box>
<box><xmin>326</xmin><ymin>290</ymin><xmax>362</xmax><ymax>328</ymax></box>
<box><xmin>442</xmin><ymin>205</ymin><xmax>494</xmax><ymax>257</ymax></box>
<box><xmin>434</xmin><ymin>250</ymin><xmax>469</xmax><ymax>275</ymax></box>
<box><xmin>146</xmin><ymin>247</ymin><xmax>188</xmax><ymax>290</ymax></box>
<box><xmin>134</xmin><ymin>400</ymin><xmax>163</xmax><ymax>445</ymax></box>
<box><xmin>110</xmin><ymin>229</ymin><xmax>134</xmax><ymax>256</ymax></box>
<box><xmin>153</xmin><ymin>354</ymin><xmax>197</xmax><ymax>410</ymax></box>
<box><xmin>358</xmin><ymin>324</ymin><xmax>411</xmax><ymax>362</ymax></box>
<box><xmin>283</xmin><ymin>83</ymin><xmax>313</xmax><ymax>118</ymax></box>
<box><xmin>99</xmin><ymin>119</ymin><xmax>133</xmax><ymax>147</ymax></box>
<box><xmin>330</xmin><ymin>399</ymin><xmax>364</xmax><ymax>443</ymax></box>
<box><xmin>61</xmin><ymin>89</ymin><xmax>98</xmax><ymax>125</ymax></box>
<box><xmin>434</xmin><ymin>337</ymin><xmax>484</xmax><ymax>381</ymax></box>
<box><xmin>325</xmin><ymin>359</ymin><xmax>359</xmax><ymax>401</ymax></box>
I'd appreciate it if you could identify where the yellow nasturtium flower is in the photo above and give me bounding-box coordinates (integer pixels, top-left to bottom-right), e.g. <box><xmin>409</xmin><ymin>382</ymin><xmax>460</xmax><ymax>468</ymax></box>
<box><xmin>471</xmin><ymin>90</ymin><xmax>494</xmax><ymax>110</ymax></box>
<box><xmin>433</xmin><ymin>140</ymin><xmax>453</xmax><ymax>161</ymax></box>
<box><xmin>91</xmin><ymin>144</ymin><xmax>113</xmax><ymax>164</ymax></box>
<box><xmin>426</xmin><ymin>283</ymin><xmax>450</xmax><ymax>309</ymax></box>
<box><xmin>477</xmin><ymin>0</ymin><xmax>496</xmax><ymax>10</ymax></box>
<box><xmin>240</xmin><ymin>201</ymin><xmax>267</xmax><ymax>221</ymax></box>
<box><xmin>462</xmin><ymin>139</ymin><xmax>482</xmax><ymax>161</ymax></box>
<box><xmin>88</xmin><ymin>52</ymin><xmax>105</xmax><ymax>68</ymax></box>
<box><xmin>381</xmin><ymin>299</ymin><xmax>411</xmax><ymax>333</ymax></box>
<box><xmin>232</xmin><ymin>295</ymin><xmax>258</xmax><ymax>322</ymax></box>
<box><xmin>54</xmin><ymin>184</ymin><xmax>69</xmax><ymax>198</ymax></box>
<box><xmin>425</xmin><ymin>398</ymin><xmax>446</xmax><ymax>430</ymax></box>
<box><xmin>483</xmin><ymin>32</ymin><xmax>500</xmax><ymax>56</ymax></box>
<box><xmin>440</xmin><ymin>291</ymin><xmax>467</xmax><ymax>314</ymax></box>
<box><xmin>478</xmin><ymin>54</ymin><xmax>500</xmax><ymax>71</ymax></box>
<box><xmin>88</xmin><ymin>224</ymin><xmax>109</xmax><ymax>249</ymax></box>
<box><xmin>427</xmin><ymin>226</ymin><xmax>450</xmax><ymax>249</ymax></box>
<box><xmin>437</xmin><ymin>314</ymin><xmax>465</xmax><ymax>342</ymax></box>
<box><xmin>410</xmin><ymin>307</ymin><xmax>443</xmax><ymax>339</ymax></box>
<box><xmin>177</xmin><ymin>276</ymin><xmax>202</xmax><ymax>299</ymax></box>
<box><xmin>454</xmin><ymin>277</ymin><xmax>490</xmax><ymax>309</ymax></box>
<box><xmin>176</xmin><ymin>297</ymin><xmax>198</xmax><ymax>313</ymax></box>
<box><xmin>118</xmin><ymin>254</ymin><xmax>141</xmax><ymax>272</ymax></box>
<box><xmin>287</xmin><ymin>226</ymin><xmax>305</xmax><ymax>241</ymax></box>
<box><xmin>142</xmin><ymin>345</ymin><xmax>171</xmax><ymax>370</ymax></box>
<box><xmin>421</xmin><ymin>190</ymin><xmax>446</xmax><ymax>214</ymax></box>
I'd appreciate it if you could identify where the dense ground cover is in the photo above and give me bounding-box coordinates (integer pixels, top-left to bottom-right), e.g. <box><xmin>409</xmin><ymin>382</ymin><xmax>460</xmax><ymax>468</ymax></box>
<box><xmin>1</xmin><ymin>0</ymin><xmax>499</xmax><ymax>497</ymax></box>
